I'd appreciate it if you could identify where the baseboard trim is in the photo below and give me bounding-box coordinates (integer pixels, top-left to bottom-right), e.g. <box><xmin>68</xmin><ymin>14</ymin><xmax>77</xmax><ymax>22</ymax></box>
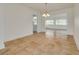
<box><xmin>74</xmin><ymin>36</ymin><xmax>79</xmax><ymax>50</ymax></box>
<box><xmin>4</xmin><ymin>33</ymin><xmax>33</xmax><ymax>43</ymax></box>
<box><xmin>0</xmin><ymin>40</ymin><xmax>5</xmax><ymax>49</ymax></box>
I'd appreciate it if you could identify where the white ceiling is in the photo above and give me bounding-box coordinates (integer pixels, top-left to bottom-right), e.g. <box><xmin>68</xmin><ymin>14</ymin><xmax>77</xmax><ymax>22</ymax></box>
<box><xmin>23</xmin><ymin>3</ymin><xmax>73</xmax><ymax>13</ymax></box>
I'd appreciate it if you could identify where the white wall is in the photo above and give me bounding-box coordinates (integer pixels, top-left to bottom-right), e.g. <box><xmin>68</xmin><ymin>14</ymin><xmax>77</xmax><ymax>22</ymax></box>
<box><xmin>0</xmin><ymin>4</ymin><xmax>5</xmax><ymax>49</ymax></box>
<box><xmin>41</xmin><ymin>17</ymin><xmax>46</xmax><ymax>32</ymax></box>
<box><xmin>0</xmin><ymin>4</ymin><xmax>5</xmax><ymax>41</ymax></box>
<box><xmin>37</xmin><ymin>12</ymin><xmax>42</xmax><ymax>32</ymax></box>
<box><xmin>67</xmin><ymin>8</ymin><xmax>74</xmax><ymax>35</ymax></box>
<box><xmin>0</xmin><ymin>4</ymin><xmax>39</xmax><ymax>49</ymax></box>
<box><xmin>4</xmin><ymin>4</ymin><xmax>38</xmax><ymax>41</ymax></box>
<box><xmin>74</xmin><ymin>4</ymin><xmax>79</xmax><ymax>50</ymax></box>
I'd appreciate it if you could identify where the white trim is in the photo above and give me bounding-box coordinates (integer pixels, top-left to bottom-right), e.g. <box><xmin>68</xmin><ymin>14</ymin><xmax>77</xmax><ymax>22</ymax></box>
<box><xmin>0</xmin><ymin>40</ymin><xmax>5</xmax><ymax>49</ymax></box>
<box><xmin>74</xmin><ymin>36</ymin><xmax>79</xmax><ymax>50</ymax></box>
<box><xmin>4</xmin><ymin>33</ymin><xmax>33</xmax><ymax>42</ymax></box>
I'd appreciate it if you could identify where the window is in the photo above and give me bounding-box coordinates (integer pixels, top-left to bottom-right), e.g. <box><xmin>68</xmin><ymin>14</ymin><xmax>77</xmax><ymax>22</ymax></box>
<box><xmin>45</xmin><ymin>19</ymin><xmax>67</xmax><ymax>26</ymax></box>
<box><xmin>33</xmin><ymin>16</ymin><xmax>37</xmax><ymax>25</ymax></box>
<box><xmin>56</xmin><ymin>19</ymin><xmax>67</xmax><ymax>25</ymax></box>
<box><xmin>45</xmin><ymin>20</ymin><xmax>54</xmax><ymax>25</ymax></box>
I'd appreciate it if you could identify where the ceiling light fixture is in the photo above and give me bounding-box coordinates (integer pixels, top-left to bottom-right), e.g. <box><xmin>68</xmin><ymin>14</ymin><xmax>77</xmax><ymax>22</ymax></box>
<box><xmin>42</xmin><ymin>3</ymin><xmax>50</xmax><ymax>17</ymax></box>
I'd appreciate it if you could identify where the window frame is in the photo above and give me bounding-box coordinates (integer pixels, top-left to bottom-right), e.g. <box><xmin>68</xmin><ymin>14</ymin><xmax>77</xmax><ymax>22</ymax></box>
<box><xmin>55</xmin><ymin>19</ymin><xmax>67</xmax><ymax>26</ymax></box>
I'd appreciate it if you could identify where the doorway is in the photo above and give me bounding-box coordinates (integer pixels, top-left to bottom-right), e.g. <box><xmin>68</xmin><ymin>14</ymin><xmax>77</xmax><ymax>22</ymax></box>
<box><xmin>33</xmin><ymin>15</ymin><xmax>38</xmax><ymax>33</ymax></box>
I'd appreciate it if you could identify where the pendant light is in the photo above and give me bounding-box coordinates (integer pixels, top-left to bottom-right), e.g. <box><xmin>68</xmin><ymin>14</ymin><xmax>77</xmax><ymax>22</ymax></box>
<box><xmin>42</xmin><ymin>3</ymin><xmax>50</xmax><ymax>17</ymax></box>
